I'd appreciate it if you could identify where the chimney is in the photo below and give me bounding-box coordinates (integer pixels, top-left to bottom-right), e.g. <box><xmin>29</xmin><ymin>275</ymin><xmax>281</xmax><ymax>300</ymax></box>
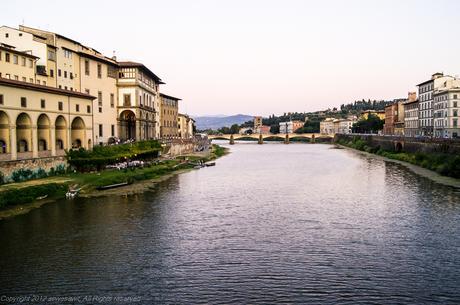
<box><xmin>408</xmin><ymin>92</ymin><xmax>417</xmax><ymax>102</ymax></box>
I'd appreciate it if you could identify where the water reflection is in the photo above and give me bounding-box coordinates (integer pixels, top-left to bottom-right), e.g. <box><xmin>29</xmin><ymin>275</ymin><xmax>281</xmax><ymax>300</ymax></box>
<box><xmin>0</xmin><ymin>143</ymin><xmax>459</xmax><ymax>304</ymax></box>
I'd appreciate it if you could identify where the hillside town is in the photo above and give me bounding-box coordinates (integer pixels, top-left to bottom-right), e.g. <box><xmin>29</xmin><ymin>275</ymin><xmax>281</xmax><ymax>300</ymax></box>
<box><xmin>0</xmin><ymin>24</ymin><xmax>196</xmax><ymax>162</ymax></box>
<box><xmin>211</xmin><ymin>72</ymin><xmax>459</xmax><ymax>140</ymax></box>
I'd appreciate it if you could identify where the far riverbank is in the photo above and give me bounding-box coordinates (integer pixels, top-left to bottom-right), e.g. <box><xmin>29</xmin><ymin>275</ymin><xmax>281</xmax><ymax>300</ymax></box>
<box><xmin>0</xmin><ymin>145</ymin><xmax>229</xmax><ymax>220</ymax></box>
<box><xmin>335</xmin><ymin>144</ymin><xmax>460</xmax><ymax>189</ymax></box>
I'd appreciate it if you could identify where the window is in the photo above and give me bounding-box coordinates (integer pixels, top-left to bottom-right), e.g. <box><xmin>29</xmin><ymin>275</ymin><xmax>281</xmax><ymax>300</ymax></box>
<box><xmin>111</xmin><ymin>124</ymin><xmax>115</xmax><ymax>136</ymax></box>
<box><xmin>41</xmin><ymin>99</ymin><xmax>45</xmax><ymax>108</ymax></box>
<box><xmin>58</xmin><ymin>102</ymin><xmax>63</xmax><ymax>111</ymax></box>
<box><xmin>29</xmin><ymin>78</ymin><xmax>33</xmax><ymax>83</ymax></box>
<box><xmin>76</xmin><ymin>104</ymin><xmax>80</xmax><ymax>112</ymax></box>
<box><xmin>14</xmin><ymin>75</ymin><xmax>18</xmax><ymax>80</ymax></box>
<box><xmin>63</xmin><ymin>49</ymin><xmax>72</xmax><ymax>58</ymax></box>
<box><xmin>5</xmin><ymin>53</ymin><xmax>10</xmax><ymax>62</ymax></box>
<box><xmin>98</xmin><ymin>124</ymin><xmax>103</xmax><ymax>137</ymax></box>
<box><xmin>0</xmin><ymin>95</ymin><xmax>3</xmax><ymax>105</ymax></box>
<box><xmin>454</xmin><ymin>119</ymin><xmax>458</xmax><ymax>127</ymax></box>
<box><xmin>0</xmin><ymin>51</ymin><xmax>2</xmax><ymax>61</ymax></box>
<box><xmin>13</xmin><ymin>55</ymin><xmax>18</xmax><ymax>64</ymax></box>
<box><xmin>28</xmin><ymin>59</ymin><xmax>33</xmax><ymax>68</ymax></box>
<box><xmin>22</xmin><ymin>77</ymin><xmax>26</xmax><ymax>82</ymax></box>
<box><xmin>20</xmin><ymin>97</ymin><xmax>27</xmax><ymax>107</ymax></box>
<box><xmin>5</xmin><ymin>33</ymin><xmax>8</xmax><ymax>38</ymax></box>
<box><xmin>21</xmin><ymin>57</ymin><xmax>26</xmax><ymax>66</ymax></box>
<box><xmin>70</xmin><ymin>72</ymin><xmax>73</xmax><ymax>80</ymax></box>
<box><xmin>454</xmin><ymin>101</ymin><xmax>458</xmax><ymax>107</ymax></box>
<box><xmin>85</xmin><ymin>60</ymin><xmax>90</xmax><ymax>75</ymax></box>
<box><xmin>64</xmin><ymin>71</ymin><xmax>67</xmax><ymax>78</ymax></box>
<box><xmin>110</xmin><ymin>93</ymin><xmax>114</xmax><ymax>108</ymax></box>
<box><xmin>58</xmin><ymin>69</ymin><xmax>61</xmax><ymax>77</ymax></box>
<box><xmin>123</xmin><ymin>94</ymin><xmax>131</xmax><ymax>106</ymax></box>
<box><xmin>454</xmin><ymin>110</ymin><xmax>458</xmax><ymax>117</ymax></box>
<box><xmin>454</xmin><ymin>94</ymin><xmax>458</xmax><ymax>99</ymax></box>
<box><xmin>85</xmin><ymin>89</ymin><xmax>90</xmax><ymax>94</ymax></box>
<box><xmin>47</xmin><ymin>50</ymin><xmax>56</xmax><ymax>61</ymax></box>
<box><xmin>87</xmin><ymin>105</ymin><xmax>91</xmax><ymax>113</ymax></box>
<box><xmin>50</xmin><ymin>69</ymin><xmax>54</xmax><ymax>78</ymax></box>
<box><xmin>98</xmin><ymin>91</ymin><xmax>103</xmax><ymax>113</ymax></box>
<box><xmin>97</xmin><ymin>64</ymin><xmax>102</xmax><ymax>78</ymax></box>
<box><xmin>43</xmin><ymin>81</ymin><xmax>46</xmax><ymax>86</ymax></box>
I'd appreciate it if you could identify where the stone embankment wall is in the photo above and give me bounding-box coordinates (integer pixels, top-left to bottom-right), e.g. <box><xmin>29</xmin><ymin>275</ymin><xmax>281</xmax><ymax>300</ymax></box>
<box><xmin>0</xmin><ymin>156</ymin><xmax>67</xmax><ymax>180</ymax></box>
<box><xmin>163</xmin><ymin>139</ymin><xmax>207</xmax><ymax>157</ymax></box>
<box><xmin>334</xmin><ymin>134</ymin><xmax>460</xmax><ymax>154</ymax></box>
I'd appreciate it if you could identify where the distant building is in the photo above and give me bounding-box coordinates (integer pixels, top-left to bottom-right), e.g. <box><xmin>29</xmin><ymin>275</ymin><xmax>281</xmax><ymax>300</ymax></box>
<box><xmin>360</xmin><ymin>110</ymin><xmax>385</xmax><ymax>121</ymax></box>
<box><xmin>417</xmin><ymin>73</ymin><xmax>459</xmax><ymax>137</ymax></box>
<box><xmin>404</xmin><ymin>100</ymin><xmax>419</xmax><ymax>137</ymax></box>
<box><xmin>258</xmin><ymin>125</ymin><xmax>271</xmax><ymax>134</ymax></box>
<box><xmin>279</xmin><ymin>120</ymin><xmax>303</xmax><ymax>133</ymax></box>
<box><xmin>177</xmin><ymin>113</ymin><xmax>194</xmax><ymax>139</ymax></box>
<box><xmin>253</xmin><ymin>116</ymin><xmax>262</xmax><ymax>130</ymax></box>
<box><xmin>320</xmin><ymin>118</ymin><xmax>335</xmax><ymax>135</ymax></box>
<box><xmin>160</xmin><ymin>93</ymin><xmax>180</xmax><ymax>138</ymax></box>
<box><xmin>239</xmin><ymin>127</ymin><xmax>253</xmax><ymax>134</ymax></box>
<box><xmin>433</xmin><ymin>87</ymin><xmax>460</xmax><ymax>138</ymax></box>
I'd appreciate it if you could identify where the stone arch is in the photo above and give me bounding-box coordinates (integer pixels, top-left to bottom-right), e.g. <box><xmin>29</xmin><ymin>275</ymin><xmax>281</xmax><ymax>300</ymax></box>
<box><xmin>71</xmin><ymin>117</ymin><xmax>86</xmax><ymax>149</ymax></box>
<box><xmin>0</xmin><ymin>111</ymin><xmax>10</xmax><ymax>153</ymax></box>
<box><xmin>37</xmin><ymin>114</ymin><xmax>51</xmax><ymax>152</ymax></box>
<box><xmin>395</xmin><ymin>142</ymin><xmax>403</xmax><ymax>153</ymax></box>
<box><xmin>16</xmin><ymin>113</ymin><xmax>32</xmax><ymax>153</ymax></box>
<box><xmin>119</xmin><ymin>110</ymin><xmax>136</xmax><ymax>140</ymax></box>
<box><xmin>55</xmin><ymin>115</ymin><xmax>67</xmax><ymax>150</ymax></box>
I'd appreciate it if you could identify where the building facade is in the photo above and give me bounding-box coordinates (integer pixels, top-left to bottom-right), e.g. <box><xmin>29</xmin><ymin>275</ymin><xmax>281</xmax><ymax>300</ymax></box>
<box><xmin>160</xmin><ymin>93</ymin><xmax>179</xmax><ymax>138</ymax></box>
<box><xmin>0</xmin><ymin>78</ymin><xmax>94</xmax><ymax>161</ymax></box>
<box><xmin>417</xmin><ymin>73</ymin><xmax>458</xmax><ymax>137</ymax></box>
<box><xmin>320</xmin><ymin>118</ymin><xmax>335</xmax><ymax>135</ymax></box>
<box><xmin>118</xmin><ymin>62</ymin><xmax>163</xmax><ymax>141</ymax></box>
<box><xmin>404</xmin><ymin>100</ymin><xmax>419</xmax><ymax>137</ymax></box>
<box><xmin>433</xmin><ymin>88</ymin><xmax>460</xmax><ymax>138</ymax></box>
<box><xmin>177</xmin><ymin>113</ymin><xmax>194</xmax><ymax>139</ymax></box>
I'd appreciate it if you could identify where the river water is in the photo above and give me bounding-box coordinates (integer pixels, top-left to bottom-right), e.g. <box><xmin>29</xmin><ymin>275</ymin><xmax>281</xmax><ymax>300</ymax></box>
<box><xmin>1</xmin><ymin>143</ymin><xmax>460</xmax><ymax>304</ymax></box>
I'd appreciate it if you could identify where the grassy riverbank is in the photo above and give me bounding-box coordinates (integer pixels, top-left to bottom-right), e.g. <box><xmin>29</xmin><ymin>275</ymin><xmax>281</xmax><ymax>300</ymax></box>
<box><xmin>0</xmin><ymin>144</ymin><xmax>228</xmax><ymax>218</ymax></box>
<box><xmin>336</xmin><ymin>138</ymin><xmax>460</xmax><ymax>179</ymax></box>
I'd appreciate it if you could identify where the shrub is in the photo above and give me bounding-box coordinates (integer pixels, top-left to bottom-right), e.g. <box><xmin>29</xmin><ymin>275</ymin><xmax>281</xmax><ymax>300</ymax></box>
<box><xmin>0</xmin><ymin>183</ymin><xmax>67</xmax><ymax>208</ymax></box>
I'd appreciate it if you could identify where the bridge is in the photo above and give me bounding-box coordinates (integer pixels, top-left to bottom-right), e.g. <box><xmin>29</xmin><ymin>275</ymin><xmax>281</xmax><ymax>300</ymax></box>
<box><xmin>208</xmin><ymin>133</ymin><xmax>333</xmax><ymax>144</ymax></box>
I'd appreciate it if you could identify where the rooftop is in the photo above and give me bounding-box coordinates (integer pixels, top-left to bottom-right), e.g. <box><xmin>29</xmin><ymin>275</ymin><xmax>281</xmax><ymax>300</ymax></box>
<box><xmin>0</xmin><ymin>77</ymin><xmax>95</xmax><ymax>99</ymax></box>
<box><xmin>119</xmin><ymin>61</ymin><xmax>164</xmax><ymax>84</ymax></box>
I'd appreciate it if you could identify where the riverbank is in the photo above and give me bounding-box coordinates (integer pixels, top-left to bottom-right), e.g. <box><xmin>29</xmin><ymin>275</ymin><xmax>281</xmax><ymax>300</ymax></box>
<box><xmin>335</xmin><ymin>143</ymin><xmax>460</xmax><ymax>189</ymax></box>
<box><xmin>0</xmin><ymin>144</ymin><xmax>229</xmax><ymax>220</ymax></box>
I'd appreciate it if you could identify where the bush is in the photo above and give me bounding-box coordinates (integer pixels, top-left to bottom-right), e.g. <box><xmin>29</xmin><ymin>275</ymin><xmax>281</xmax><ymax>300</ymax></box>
<box><xmin>0</xmin><ymin>183</ymin><xmax>67</xmax><ymax>208</ymax></box>
<box><xmin>66</xmin><ymin>140</ymin><xmax>162</xmax><ymax>172</ymax></box>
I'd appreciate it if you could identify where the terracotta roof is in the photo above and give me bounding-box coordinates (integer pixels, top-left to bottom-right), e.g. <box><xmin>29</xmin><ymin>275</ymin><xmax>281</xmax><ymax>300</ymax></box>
<box><xmin>119</xmin><ymin>61</ymin><xmax>164</xmax><ymax>84</ymax></box>
<box><xmin>0</xmin><ymin>77</ymin><xmax>96</xmax><ymax>99</ymax></box>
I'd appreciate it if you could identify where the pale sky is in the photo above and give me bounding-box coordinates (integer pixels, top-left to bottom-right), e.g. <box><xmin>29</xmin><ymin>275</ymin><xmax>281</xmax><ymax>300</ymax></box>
<box><xmin>2</xmin><ymin>0</ymin><xmax>460</xmax><ymax>116</ymax></box>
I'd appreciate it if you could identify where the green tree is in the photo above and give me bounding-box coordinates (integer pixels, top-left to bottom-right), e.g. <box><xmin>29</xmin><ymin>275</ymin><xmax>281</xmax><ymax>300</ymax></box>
<box><xmin>352</xmin><ymin>114</ymin><xmax>384</xmax><ymax>133</ymax></box>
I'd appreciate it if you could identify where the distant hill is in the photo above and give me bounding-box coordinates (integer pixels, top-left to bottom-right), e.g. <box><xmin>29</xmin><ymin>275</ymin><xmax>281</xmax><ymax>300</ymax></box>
<box><xmin>193</xmin><ymin>114</ymin><xmax>254</xmax><ymax>130</ymax></box>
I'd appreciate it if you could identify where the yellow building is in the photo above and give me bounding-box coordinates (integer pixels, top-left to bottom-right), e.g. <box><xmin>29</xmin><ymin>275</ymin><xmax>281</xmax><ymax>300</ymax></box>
<box><xmin>0</xmin><ymin>44</ymin><xmax>37</xmax><ymax>83</ymax></box>
<box><xmin>0</xmin><ymin>77</ymin><xmax>94</xmax><ymax>161</ymax></box>
<box><xmin>16</xmin><ymin>26</ymin><xmax>120</xmax><ymax>145</ymax></box>
<box><xmin>178</xmin><ymin>113</ymin><xmax>194</xmax><ymax>139</ymax></box>
<box><xmin>160</xmin><ymin>93</ymin><xmax>180</xmax><ymax>138</ymax></box>
<box><xmin>118</xmin><ymin>62</ymin><xmax>163</xmax><ymax>140</ymax></box>
<box><xmin>360</xmin><ymin>110</ymin><xmax>385</xmax><ymax>121</ymax></box>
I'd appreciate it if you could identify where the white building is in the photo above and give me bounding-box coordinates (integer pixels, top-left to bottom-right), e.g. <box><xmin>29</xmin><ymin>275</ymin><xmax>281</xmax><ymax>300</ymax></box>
<box><xmin>320</xmin><ymin>118</ymin><xmax>335</xmax><ymax>135</ymax></box>
<box><xmin>433</xmin><ymin>87</ymin><xmax>460</xmax><ymax>138</ymax></box>
<box><xmin>279</xmin><ymin>121</ymin><xmax>293</xmax><ymax>134</ymax></box>
<box><xmin>417</xmin><ymin>73</ymin><xmax>458</xmax><ymax>137</ymax></box>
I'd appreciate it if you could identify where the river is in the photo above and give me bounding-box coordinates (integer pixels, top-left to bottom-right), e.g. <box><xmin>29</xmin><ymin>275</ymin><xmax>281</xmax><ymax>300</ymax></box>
<box><xmin>1</xmin><ymin>142</ymin><xmax>460</xmax><ymax>304</ymax></box>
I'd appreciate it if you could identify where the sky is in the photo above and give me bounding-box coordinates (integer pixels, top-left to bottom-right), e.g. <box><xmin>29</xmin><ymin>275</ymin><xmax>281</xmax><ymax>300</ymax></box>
<box><xmin>2</xmin><ymin>0</ymin><xmax>460</xmax><ymax>116</ymax></box>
